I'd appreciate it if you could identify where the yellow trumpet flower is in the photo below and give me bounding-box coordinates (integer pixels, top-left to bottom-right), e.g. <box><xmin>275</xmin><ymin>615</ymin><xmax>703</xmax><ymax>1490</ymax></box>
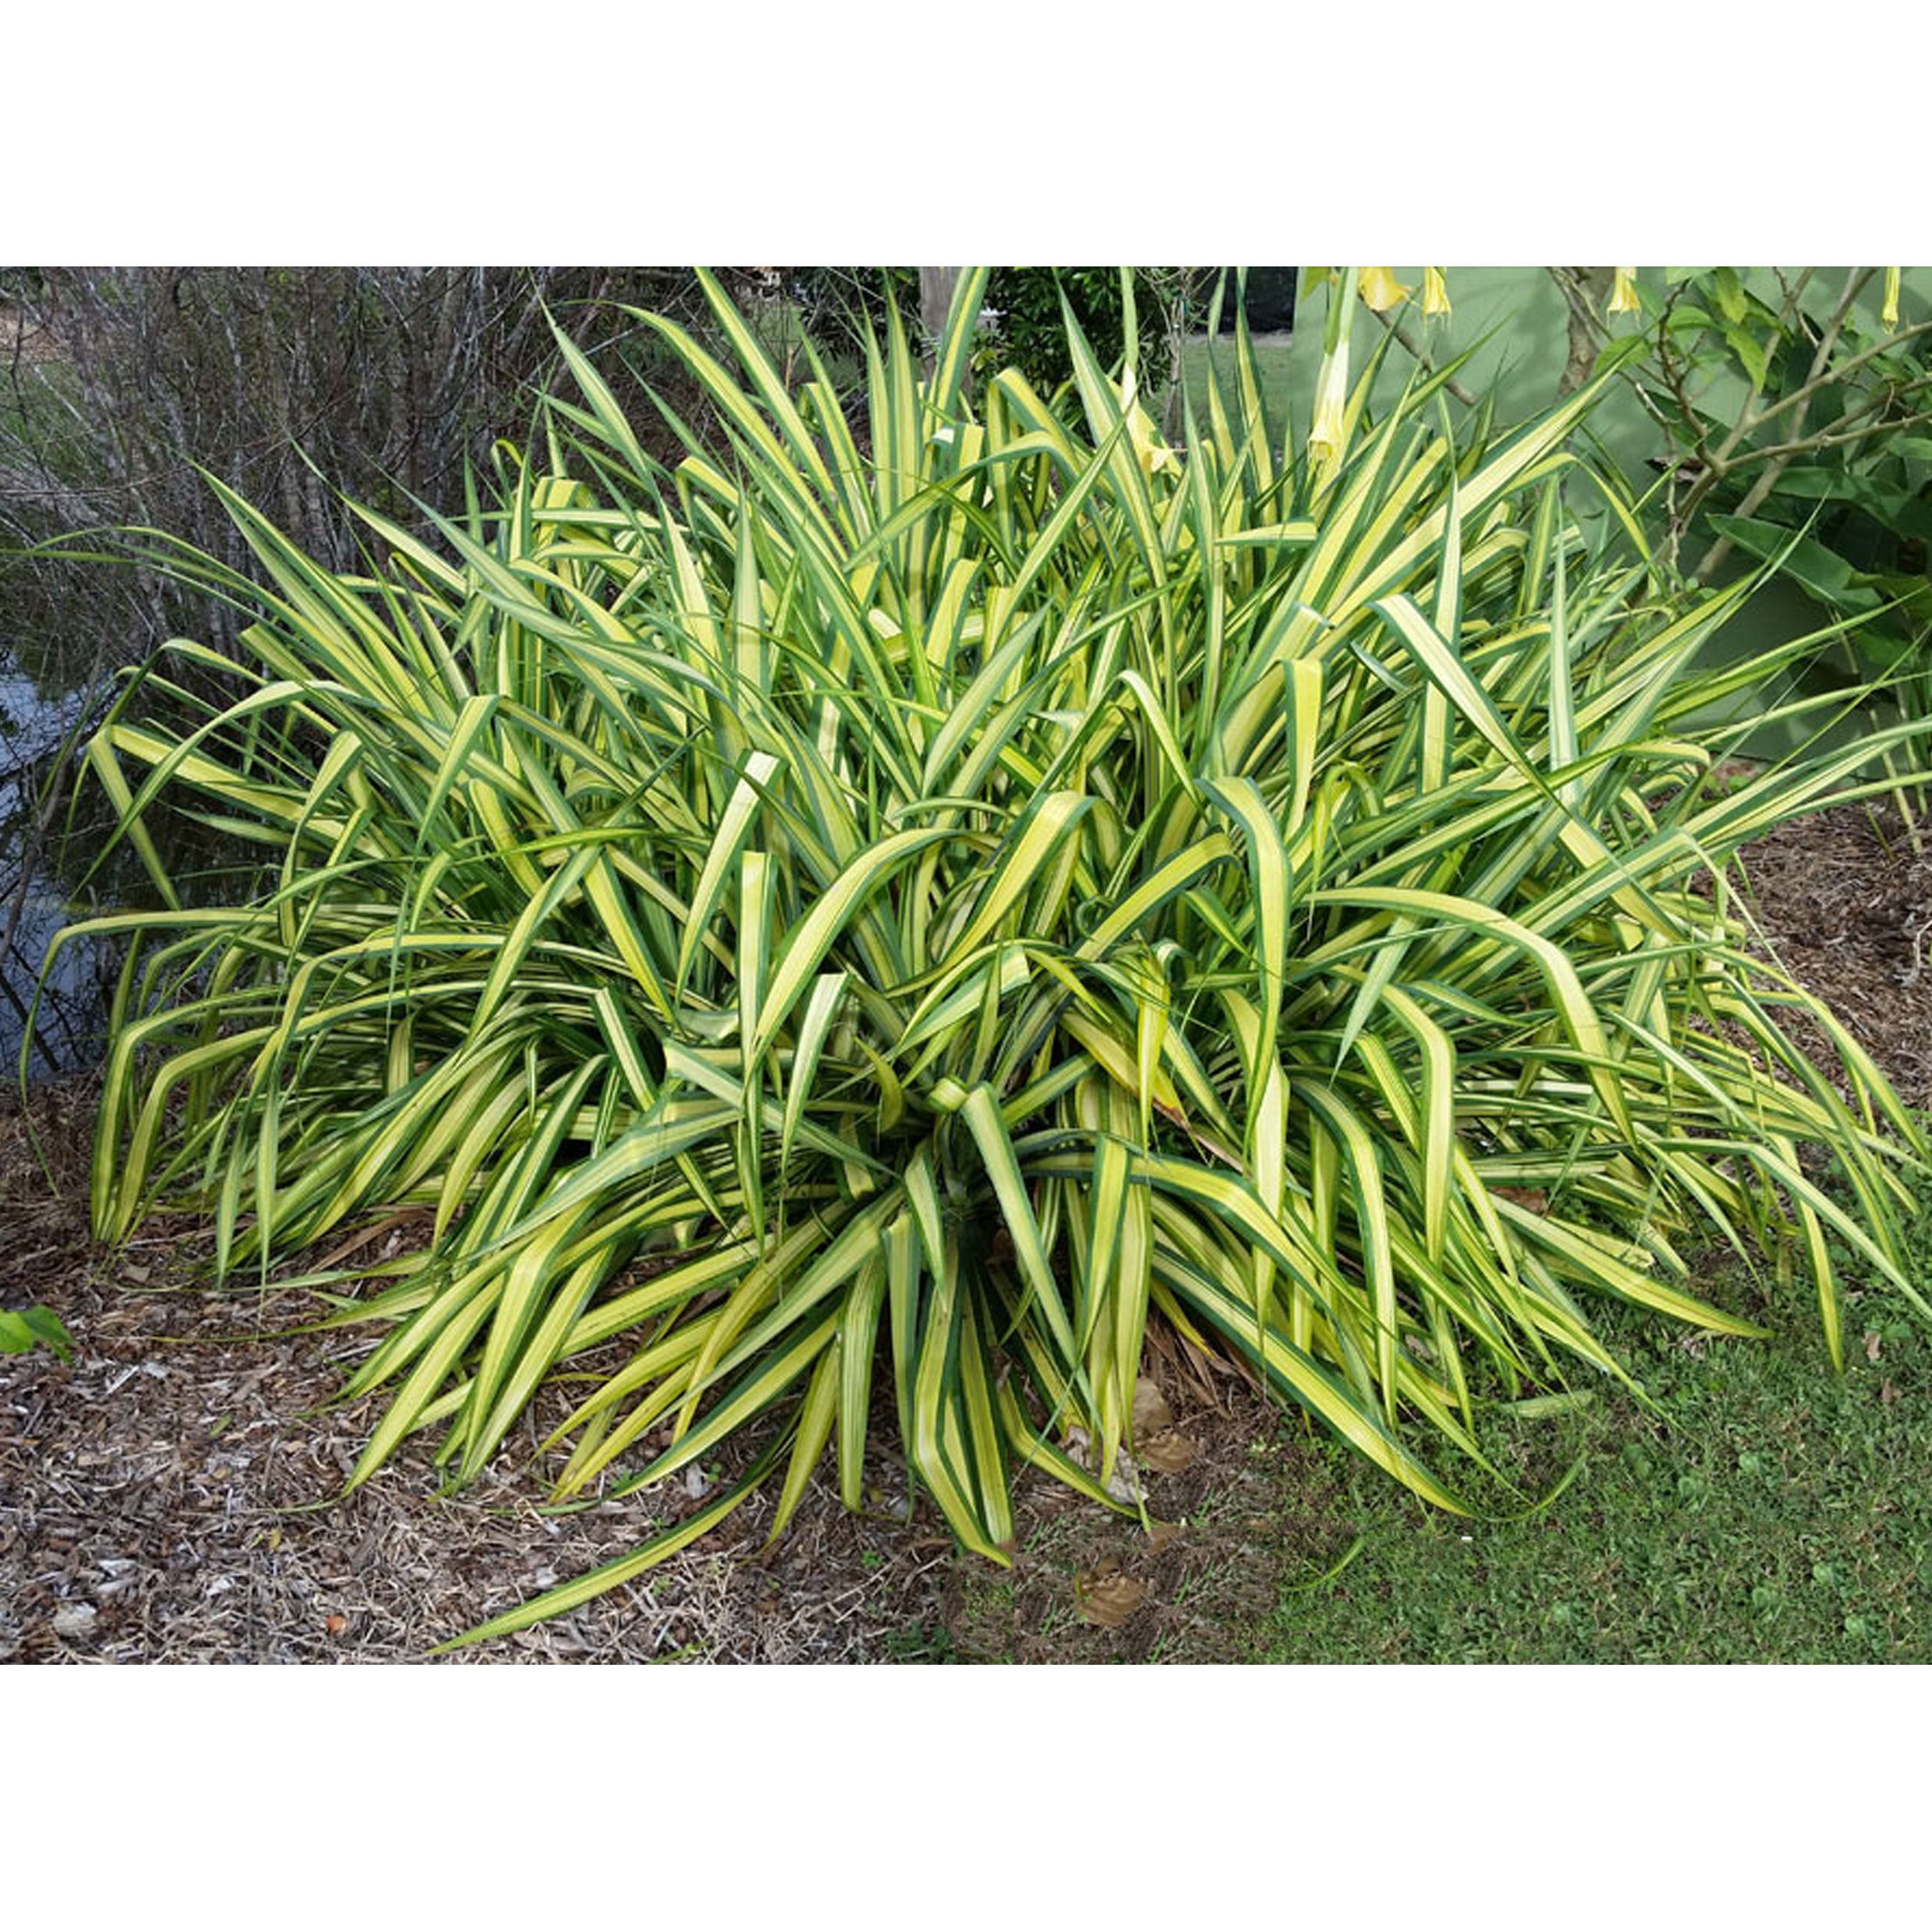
<box><xmin>1130</xmin><ymin>411</ymin><xmax>1180</xmax><ymax>481</ymax></box>
<box><xmin>1309</xmin><ymin>339</ymin><xmax>1351</xmax><ymax>460</ymax></box>
<box><xmin>1607</xmin><ymin>267</ymin><xmax>1641</xmax><ymax>317</ymax></box>
<box><xmin>1883</xmin><ymin>267</ymin><xmax>1901</xmax><ymax>330</ymax></box>
<box><xmin>1114</xmin><ymin>368</ymin><xmax>1180</xmax><ymax>481</ymax></box>
<box><xmin>1421</xmin><ymin>268</ymin><xmax>1451</xmax><ymax>318</ymax></box>
<box><xmin>1357</xmin><ymin>266</ymin><xmax>1412</xmax><ymax>312</ymax></box>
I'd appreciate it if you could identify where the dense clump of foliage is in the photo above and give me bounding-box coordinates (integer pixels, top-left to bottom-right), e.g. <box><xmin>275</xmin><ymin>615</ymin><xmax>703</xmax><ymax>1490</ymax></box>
<box><xmin>55</xmin><ymin>270</ymin><xmax>1927</xmax><ymax>1644</ymax></box>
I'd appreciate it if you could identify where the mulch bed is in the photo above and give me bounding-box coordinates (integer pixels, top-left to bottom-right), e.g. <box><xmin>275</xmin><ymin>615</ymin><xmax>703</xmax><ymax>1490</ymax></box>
<box><xmin>6</xmin><ymin>799</ymin><xmax>1931</xmax><ymax>1665</ymax></box>
<box><xmin>1725</xmin><ymin>801</ymin><xmax>1932</xmax><ymax>1109</ymax></box>
<box><xmin>1</xmin><ymin>1088</ymin><xmax>954</xmax><ymax>1664</ymax></box>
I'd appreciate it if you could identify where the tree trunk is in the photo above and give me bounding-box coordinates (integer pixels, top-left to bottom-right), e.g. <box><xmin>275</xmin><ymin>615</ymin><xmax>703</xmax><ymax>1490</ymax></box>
<box><xmin>918</xmin><ymin>266</ymin><xmax>961</xmax><ymax>368</ymax></box>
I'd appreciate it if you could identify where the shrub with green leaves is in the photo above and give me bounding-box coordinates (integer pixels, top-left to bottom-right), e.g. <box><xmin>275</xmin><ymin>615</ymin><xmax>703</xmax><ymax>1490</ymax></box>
<box><xmin>53</xmin><ymin>269</ymin><xmax>1928</xmax><ymax>1647</ymax></box>
<box><xmin>1600</xmin><ymin>266</ymin><xmax>1930</xmax><ymax>609</ymax></box>
<box><xmin>975</xmin><ymin>266</ymin><xmax>1158</xmax><ymax>393</ymax></box>
<box><xmin>1592</xmin><ymin>265</ymin><xmax>1932</xmax><ymax>756</ymax></box>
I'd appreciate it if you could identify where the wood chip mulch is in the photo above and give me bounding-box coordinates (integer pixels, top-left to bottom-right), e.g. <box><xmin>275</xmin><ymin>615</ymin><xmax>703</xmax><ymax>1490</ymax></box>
<box><xmin>1</xmin><ymin>1089</ymin><xmax>949</xmax><ymax>1664</ymax></box>
<box><xmin>1724</xmin><ymin>801</ymin><xmax>1932</xmax><ymax>1109</ymax></box>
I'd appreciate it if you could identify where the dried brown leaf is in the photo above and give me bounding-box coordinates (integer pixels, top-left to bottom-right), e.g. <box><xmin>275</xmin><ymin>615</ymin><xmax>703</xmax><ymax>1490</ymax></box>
<box><xmin>1132</xmin><ymin>1377</ymin><xmax>1174</xmax><ymax>1435</ymax></box>
<box><xmin>1138</xmin><ymin>1429</ymin><xmax>1197</xmax><ymax>1473</ymax></box>
<box><xmin>1075</xmin><ymin>1558</ymin><xmax>1148</xmax><ymax>1628</ymax></box>
<box><xmin>1493</xmin><ymin>1186</ymin><xmax>1549</xmax><ymax>1214</ymax></box>
<box><xmin>312</xmin><ymin>1208</ymin><xmax>435</xmax><ymax>1274</ymax></box>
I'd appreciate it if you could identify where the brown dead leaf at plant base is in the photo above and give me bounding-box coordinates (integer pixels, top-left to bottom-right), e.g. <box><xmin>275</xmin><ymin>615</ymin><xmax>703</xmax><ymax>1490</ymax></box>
<box><xmin>1130</xmin><ymin>1376</ymin><xmax>1199</xmax><ymax>1472</ymax></box>
<box><xmin>1075</xmin><ymin>1557</ymin><xmax>1148</xmax><ymax>1628</ymax></box>
<box><xmin>1137</xmin><ymin>1430</ymin><xmax>1198</xmax><ymax>1473</ymax></box>
<box><xmin>1132</xmin><ymin>1377</ymin><xmax>1174</xmax><ymax>1435</ymax></box>
<box><xmin>1492</xmin><ymin>1186</ymin><xmax>1549</xmax><ymax>1214</ymax></box>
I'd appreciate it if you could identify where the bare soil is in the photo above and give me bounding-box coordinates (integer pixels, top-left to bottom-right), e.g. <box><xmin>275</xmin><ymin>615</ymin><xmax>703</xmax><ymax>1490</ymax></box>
<box><xmin>5</xmin><ymin>800</ymin><xmax>1929</xmax><ymax>1665</ymax></box>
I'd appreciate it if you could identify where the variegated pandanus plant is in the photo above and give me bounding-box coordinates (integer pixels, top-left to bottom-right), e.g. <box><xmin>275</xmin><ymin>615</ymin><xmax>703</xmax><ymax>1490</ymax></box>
<box><xmin>54</xmin><ymin>268</ymin><xmax>1927</xmax><ymax>1645</ymax></box>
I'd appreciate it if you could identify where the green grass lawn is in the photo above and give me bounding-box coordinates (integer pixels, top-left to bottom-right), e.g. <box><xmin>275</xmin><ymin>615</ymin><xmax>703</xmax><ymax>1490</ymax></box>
<box><xmin>1257</xmin><ymin>1278</ymin><xmax>1932</xmax><ymax>1664</ymax></box>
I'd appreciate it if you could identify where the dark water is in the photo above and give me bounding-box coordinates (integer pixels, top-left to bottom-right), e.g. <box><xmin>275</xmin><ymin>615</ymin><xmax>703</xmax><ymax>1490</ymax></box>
<box><xmin>0</xmin><ymin>653</ymin><xmax>108</xmax><ymax>1078</ymax></box>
